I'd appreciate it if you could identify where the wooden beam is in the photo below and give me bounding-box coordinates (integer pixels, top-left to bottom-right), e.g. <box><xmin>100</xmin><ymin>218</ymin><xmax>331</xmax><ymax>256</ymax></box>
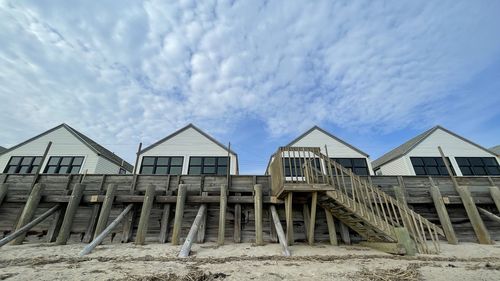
<box><xmin>254</xmin><ymin>184</ymin><xmax>263</xmax><ymax>245</ymax></box>
<box><xmin>429</xmin><ymin>182</ymin><xmax>458</xmax><ymax>244</ymax></box>
<box><xmin>121</xmin><ymin>204</ymin><xmax>137</xmax><ymax>243</ymax></box>
<box><xmin>269</xmin><ymin>205</ymin><xmax>291</xmax><ymax>256</ymax></box>
<box><xmin>55</xmin><ymin>183</ymin><xmax>86</xmax><ymax>245</ymax></box>
<box><xmin>394</xmin><ymin>227</ymin><xmax>416</xmax><ymax>256</ymax></box>
<box><xmin>197</xmin><ymin>192</ymin><xmax>208</xmax><ymax>243</ymax></box>
<box><xmin>285</xmin><ymin>192</ymin><xmax>294</xmax><ymax>245</ymax></box>
<box><xmin>82</xmin><ymin>175</ymin><xmax>107</xmax><ymax>243</ymax></box>
<box><xmin>488</xmin><ymin>185</ymin><xmax>500</xmax><ymax>213</ymax></box>
<box><xmin>94</xmin><ymin>184</ymin><xmax>118</xmax><ymax>240</ymax></box>
<box><xmin>218</xmin><ymin>184</ymin><xmax>227</xmax><ymax>245</ymax></box>
<box><xmin>80</xmin><ymin>204</ymin><xmax>133</xmax><ymax>256</ymax></box>
<box><xmin>308</xmin><ymin>192</ymin><xmax>317</xmax><ymax>245</ymax></box>
<box><xmin>477</xmin><ymin>207</ymin><xmax>500</xmax><ymax>224</ymax></box>
<box><xmin>339</xmin><ymin>223</ymin><xmax>351</xmax><ymax>245</ymax></box>
<box><xmin>233</xmin><ymin>192</ymin><xmax>241</xmax><ymax>243</ymax></box>
<box><xmin>302</xmin><ymin>204</ymin><xmax>310</xmax><ymax>241</ymax></box>
<box><xmin>159</xmin><ymin>176</ymin><xmax>172</xmax><ymax>243</ymax></box>
<box><xmin>10</xmin><ymin>183</ymin><xmax>45</xmax><ymax>245</ymax></box>
<box><xmin>178</xmin><ymin>204</ymin><xmax>207</xmax><ymax>258</ymax></box>
<box><xmin>324</xmin><ymin>208</ymin><xmax>338</xmax><ymax>246</ymax></box>
<box><xmin>394</xmin><ymin>176</ymin><xmax>408</xmax><ymax>206</ymax></box>
<box><xmin>46</xmin><ymin>205</ymin><xmax>66</xmax><ymax>243</ymax></box>
<box><xmin>0</xmin><ymin>205</ymin><xmax>60</xmax><ymax>247</ymax></box>
<box><xmin>0</xmin><ymin>183</ymin><xmax>8</xmax><ymax>207</ymax></box>
<box><xmin>171</xmin><ymin>184</ymin><xmax>187</xmax><ymax>245</ymax></box>
<box><xmin>135</xmin><ymin>185</ymin><xmax>156</xmax><ymax>245</ymax></box>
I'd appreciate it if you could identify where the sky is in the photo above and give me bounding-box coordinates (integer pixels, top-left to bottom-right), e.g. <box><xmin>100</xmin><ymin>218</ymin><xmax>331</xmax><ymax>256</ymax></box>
<box><xmin>0</xmin><ymin>0</ymin><xmax>499</xmax><ymax>174</ymax></box>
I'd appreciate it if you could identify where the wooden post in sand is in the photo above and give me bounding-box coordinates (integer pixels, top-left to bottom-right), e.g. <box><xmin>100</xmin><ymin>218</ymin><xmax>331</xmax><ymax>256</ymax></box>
<box><xmin>308</xmin><ymin>192</ymin><xmax>317</xmax><ymax>245</ymax></box>
<box><xmin>10</xmin><ymin>183</ymin><xmax>45</xmax><ymax>245</ymax></box>
<box><xmin>429</xmin><ymin>181</ymin><xmax>458</xmax><ymax>245</ymax></box>
<box><xmin>178</xmin><ymin>204</ymin><xmax>207</xmax><ymax>258</ymax></box>
<box><xmin>285</xmin><ymin>192</ymin><xmax>294</xmax><ymax>245</ymax></box>
<box><xmin>254</xmin><ymin>184</ymin><xmax>263</xmax><ymax>245</ymax></box>
<box><xmin>135</xmin><ymin>185</ymin><xmax>156</xmax><ymax>245</ymax></box>
<box><xmin>324</xmin><ymin>208</ymin><xmax>338</xmax><ymax>246</ymax></box>
<box><xmin>0</xmin><ymin>183</ymin><xmax>8</xmax><ymax>207</ymax></box>
<box><xmin>55</xmin><ymin>183</ymin><xmax>86</xmax><ymax>245</ymax></box>
<box><xmin>218</xmin><ymin>184</ymin><xmax>227</xmax><ymax>245</ymax></box>
<box><xmin>171</xmin><ymin>184</ymin><xmax>187</xmax><ymax>245</ymax></box>
<box><xmin>94</xmin><ymin>184</ymin><xmax>118</xmax><ymax>239</ymax></box>
<box><xmin>270</xmin><ymin>205</ymin><xmax>291</xmax><ymax>256</ymax></box>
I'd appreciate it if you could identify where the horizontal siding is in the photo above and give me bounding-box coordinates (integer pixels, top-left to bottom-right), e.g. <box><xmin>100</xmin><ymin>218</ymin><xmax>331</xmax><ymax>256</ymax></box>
<box><xmin>139</xmin><ymin>127</ymin><xmax>238</xmax><ymax>174</ymax></box>
<box><xmin>377</xmin><ymin>157</ymin><xmax>412</xmax><ymax>175</ymax></box>
<box><xmin>95</xmin><ymin>156</ymin><xmax>122</xmax><ymax>174</ymax></box>
<box><xmin>0</xmin><ymin>127</ymin><xmax>101</xmax><ymax>174</ymax></box>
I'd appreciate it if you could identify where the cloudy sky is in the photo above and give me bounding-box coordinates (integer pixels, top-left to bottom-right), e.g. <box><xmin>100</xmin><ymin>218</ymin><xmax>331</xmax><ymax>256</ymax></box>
<box><xmin>1</xmin><ymin>0</ymin><xmax>499</xmax><ymax>174</ymax></box>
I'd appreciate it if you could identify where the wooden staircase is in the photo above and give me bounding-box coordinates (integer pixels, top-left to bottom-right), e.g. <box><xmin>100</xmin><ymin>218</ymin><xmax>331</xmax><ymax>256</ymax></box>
<box><xmin>269</xmin><ymin>147</ymin><xmax>445</xmax><ymax>254</ymax></box>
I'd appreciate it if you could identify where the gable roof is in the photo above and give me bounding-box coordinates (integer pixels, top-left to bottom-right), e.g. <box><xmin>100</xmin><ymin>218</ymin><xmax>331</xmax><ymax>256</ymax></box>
<box><xmin>372</xmin><ymin>125</ymin><xmax>497</xmax><ymax>169</ymax></box>
<box><xmin>286</xmin><ymin>125</ymin><xmax>370</xmax><ymax>157</ymax></box>
<box><xmin>0</xmin><ymin>124</ymin><xmax>133</xmax><ymax>172</ymax></box>
<box><xmin>140</xmin><ymin>123</ymin><xmax>237</xmax><ymax>156</ymax></box>
<box><xmin>0</xmin><ymin>146</ymin><xmax>6</xmax><ymax>154</ymax></box>
<box><xmin>490</xmin><ymin>145</ymin><xmax>500</xmax><ymax>156</ymax></box>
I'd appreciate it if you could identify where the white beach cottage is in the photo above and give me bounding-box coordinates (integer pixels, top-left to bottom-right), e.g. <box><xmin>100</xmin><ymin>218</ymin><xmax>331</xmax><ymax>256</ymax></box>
<box><xmin>137</xmin><ymin>124</ymin><xmax>238</xmax><ymax>175</ymax></box>
<box><xmin>266</xmin><ymin>126</ymin><xmax>374</xmax><ymax>176</ymax></box>
<box><xmin>372</xmin><ymin>126</ymin><xmax>500</xmax><ymax>176</ymax></box>
<box><xmin>0</xmin><ymin>124</ymin><xmax>133</xmax><ymax>174</ymax></box>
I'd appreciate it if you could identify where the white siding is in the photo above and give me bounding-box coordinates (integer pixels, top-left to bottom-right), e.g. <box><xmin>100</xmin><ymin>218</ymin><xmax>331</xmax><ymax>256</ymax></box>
<box><xmin>95</xmin><ymin>156</ymin><xmax>122</xmax><ymax>174</ymax></box>
<box><xmin>291</xmin><ymin>129</ymin><xmax>374</xmax><ymax>175</ymax></box>
<box><xmin>0</xmin><ymin>127</ymin><xmax>101</xmax><ymax>173</ymax></box>
<box><xmin>139</xmin><ymin>127</ymin><xmax>238</xmax><ymax>175</ymax></box>
<box><xmin>376</xmin><ymin>128</ymin><xmax>498</xmax><ymax>175</ymax></box>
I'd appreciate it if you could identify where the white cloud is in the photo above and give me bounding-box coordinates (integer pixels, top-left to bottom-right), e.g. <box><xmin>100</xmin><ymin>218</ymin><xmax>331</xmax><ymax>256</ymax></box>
<box><xmin>0</xmin><ymin>0</ymin><xmax>499</xmax><ymax>163</ymax></box>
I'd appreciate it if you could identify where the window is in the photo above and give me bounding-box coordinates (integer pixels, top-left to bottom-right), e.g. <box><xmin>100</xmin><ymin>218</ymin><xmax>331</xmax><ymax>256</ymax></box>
<box><xmin>3</xmin><ymin>156</ymin><xmax>43</xmax><ymax>174</ymax></box>
<box><xmin>140</xmin><ymin>156</ymin><xmax>183</xmax><ymax>175</ymax></box>
<box><xmin>410</xmin><ymin>157</ymin><xmax>454</xmax><ymax>176</ymax></box>
<box><xmin>119</xmin><ymin>168</ymin><xmax>127</xmax><ymax>174</ymax></box>
<box><xmin>44</xmin><ymin>156</ymin><xmax>84</xmax><ymax>174</ymax></box>
<box><xmin>331</xmin><ymin>158</ymin><xmax>370</xmax><ymax>175</ymax></box>
<box><xmin>456</xmin><ymin>157</ymin><xmax>500</xmax><ymax>176</ymax></box>
<box><xmin>283</xmin><ymin>157</ymin><xmax>321</xmax><ymax>177</ymax></box>
<box><xmin>188</xmin><ymin>157</ymin><xmax>228</xmax><ymax>175</ymax></box>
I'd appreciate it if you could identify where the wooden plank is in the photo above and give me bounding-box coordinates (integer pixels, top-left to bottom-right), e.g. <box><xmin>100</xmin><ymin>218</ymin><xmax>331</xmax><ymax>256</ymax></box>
<box><xmin>285</xmin><ymin>192</ymin><xmax>293</xmax><ymax>245</ymax></box>
<box><xmin>178</xmin><ymin>204</ymin><xmax>207</xmax><ymax>258</ymax></box>
<box><xmin>159</xmin><ymin>178</ymin><xmax>172</xmax><ymax>244</ymax></box>
<box><xmin>135</xmin><ymin>185</ymin><xmax>156</xmax><ymax>245</ymax></box>
<box><xmin>10</xmin><ymin>183</ymin><xmax>45</xmax><ymax>245</ymax></box>
<box><xmin>324</xmin><ymin>208</ymin><xmax>338</xmax><ymax>246</ymax></box>
<box><xmin>121</xmin><ymin>204</ymin><xmax>138</xmax><ymax>243</ymax></box>
<box><xmin>339</xmin><ymin>223</ymin><xmax>351</xmax><ymax>245</ymax></box>
<box><xmin>55</xmin><ymin>183</ymin><xmax>86</xmax><ymax>245</ymax></box>
<box><xmin>218</xmin><ymin>184</ymin><xmax>227</xmax><ymax>245</ymax></box>
<box><xmin>477</xmin><ymin>207</ymin><xmax>500</xmax><ymax>224</ymax></box>
<box><xmin>254</xmin><ymin>184</ymin><xmax>263</xmax><ymax>245</ymax></box>
<box><xmin>489</xmin><ymin>185</ymin><xmax>500</xmax><ymax>213</ymax></box>
<box><xmin>429</xmin><ymin>183</ymin><xmax>458</xmax><ymax>244</ymax></box>
<box><xmin>303</xmin><ymin>204</ymin><xmax>310</xmax><ymax>241</ymax></box>
<box><xmin>233</xmin><ymin>193</ymin><xmax>241</xmax><ymax>243</ymax></box>
<box><xmin>359</xmin><ymin>242</ymin><xmax>405</xmax><ymax>255</ymax></box>
<box><xmin>0</xmin><ymin>183</ymin><xmax>8</xmax><ymax>207</ymax></box>
<box><xmin>308</xmin><ymin>192</ymin><xmax>317</xmax><ymax>245</ymax></box>
<box><xmin>171</xmin><ymin>184</ymin><xmax>187</xmax><ymax>245</ymax></box>
<box><xmin>269</xmin><ymin>205</ymin><xmax>291</xmax><ymax>256</ymax></box>
<box><xmin>46</xmin><ymin>205</ymin><xmax>67</xmax><ymax>243</ymax></box>
<box><xmin>82</xmin><ymin>175</ymin><xmax>107</xmax><ymax>243</ymax></box>
<box><xmin>93</xmin><ymin>184</ymin><xmax>118</xmax><ymax>240</ymax></box>
<box><xmin>394</xmin><ymin>176</ymin><xmax>408</xmax><ymax>206</ymax></box>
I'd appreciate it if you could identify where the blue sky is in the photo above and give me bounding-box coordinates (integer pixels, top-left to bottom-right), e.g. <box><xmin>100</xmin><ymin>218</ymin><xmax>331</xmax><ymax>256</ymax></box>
<box><xmin>0</xmin><ymin>0</ymin><xmax>499</xmax><ymax>174</ymax></box>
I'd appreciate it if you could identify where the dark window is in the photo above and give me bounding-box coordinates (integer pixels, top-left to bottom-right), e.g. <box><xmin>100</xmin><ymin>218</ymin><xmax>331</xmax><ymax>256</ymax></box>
<box><xmin>139</xmin><ymin>156</ymin><xmax>184</xmax><ymax>175</ymax></box>
<box><xmin>283</xmin><ymin>157</ymin><xmax>321</xmax><ymax>177</ymax></box>
<box><xmin>3</xmin><ymin>156</ymin><xmax>43</xmax><ymax>174</ymax></box>
<box><xmin>43</xmin><ymin>156</ymin><xmax>84</xmax><ymax>174</ymax></box>
<box><xmin>188</xmin><ymin>157</ymin><xmax>229</xmax><ymax>175</ymax></box>
<box><xmin>119</xmin><ymin>168</ymin><xmax>127</xmax><ymax>174</ymax></box>
<box><xmin>456</xmin><ymin>157</ymin><xmax>500</xmax><ymax>176</ymax></box>
<box><xmin>331</xmin><ymin>158</ymin><xmax>369</xmax><ymax>175</ymax></box>
<box><xmin>410</xmin><ymin>157</ymin><xmax>454</xmax><ymax>176</ymax></box>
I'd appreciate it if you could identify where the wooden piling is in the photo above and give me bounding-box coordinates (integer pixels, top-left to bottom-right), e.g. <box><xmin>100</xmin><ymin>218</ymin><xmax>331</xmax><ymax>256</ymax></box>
<box><xmin>308</xmin><ymin>192</ymin><xmax>317</xmax><ymax>245</ymax></box>
<box><xmin>218</xmin><ymin>184</ymin><xmax>228</xmax><ymax>245</ymax></box>
<box><xmin>179</xmin><ymin>204</ymin><xmax>207</xmax><ymax>258</ymax></box>
<box><xmin>135</xmin><ymin>185</ymin><xmax>156</xmax><ymax>245</ymax></box>
<box><xmin>94</xmin><ymin>184</ymin><xmax>118</xmax><ymax>240</ymax></box>
<box><xmin>270</xmin><ymin>205</ymin><xmax>291</xmax><ymax>256</ymax></box>
<box><xmin>489</xmin><ymin>185</ymin><xmax>500</xmax><ymax>213</ymax></box>
<box><xmin>477</xmin><ymin>207</ymin><xmax>500</xmax><ymax>224</ymax></box>
<box><xmin>83</xmin><ymin>175</ymin><xmax>107</xmax><ymax>243</ymax></box>
<box><xmin>46</xmin><ymin>205</ymin><xmax>66</xmax><ymax>243</ymax></box>
<box><xmin>429</xmin><ymin>183</ymin><xmax>458</xmax><ymax>244</ymax></box>
<box><xmin>303</xmin><ymin>204</ymin><xmax>311</xmax><ymax>240</ymax></box>
<box><xmin>234</xmin><ymin>193</ymin><xmax>242</xmax><ymax>243</ymax></box>
<box><xmin>197</xmin><ymin>192</ymin><xmax>208</xmax><ymax>243</ymax></box>
<box><xmin>55</xmin><ymin>183</ymin><xmax>86</xmax><ymax>245</ymax></box>
<box><xmin>121</xmin><ymin>205</ymin><xmax>137</xmax><ymax>243</ymax></box>
<box><xmin>10</xmin><ymin>183</ymin><xmax>45</xmax><ymax>245</ymax></box>
<box><xmin>254</xmin><ymin>184</ymin><xmax>263</xmax><ymax>245</ymax></box>
<box><xmin>324</xmin><ymin>208</ymin><xmax>338</xmax><ymax>246</ymax></box>
<box><xmin>339</xmin><ymin>223</ymin><xmax>351</xmax><ymax>245</ymax></box>
<box><xmin>285</xmin><ymin>192</ymin><xmax>293</xmax><ymax>245</ymax></box>
<box><xmin>159</xmin><ymin>179</ymin><xmax>172</xmax><ymax>243</ymax></box>
<box><xmin>171</xmin><ymin>184</ymin><xmax>187</xmax><ymax>245</ymax></box>
<box><xmin>0</xmin><ymin>183</ymin><xmax>8</xmax><ymax>207</ymax></box>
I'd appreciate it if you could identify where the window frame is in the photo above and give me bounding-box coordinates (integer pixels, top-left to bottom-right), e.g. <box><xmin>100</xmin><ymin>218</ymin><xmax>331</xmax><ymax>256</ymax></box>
<box><xmin>43</xmin><ymin>156</ymin><xmax>85</xmax><ymax>174</ymax></box>
<box><xmin>330</xmin><ymin>158</ymin><xmax>370</xmax><ymax>176</ymax></box>
<box><xmin>188</xmin><ymin>156</ymin><xmax>229</xmax><ymax>176</ymax></box>
<box><xmin>139</xmin><ymin>156</ymin><xmax>184</xmax><ymax>175</ymax></box>
<box><xmin>410</xmin><ymin>157</ymin><xmax>455</xmax><ymax>176</ymax></box>
<box><xmin>455</xmin><ymin>157</ymin><xmax>500</xmax><ymax>176</ymax></box>
<box><xmin>3</xmin><ymin>156</ymin><xmax>43</xmax><ymax>174</ymax></box>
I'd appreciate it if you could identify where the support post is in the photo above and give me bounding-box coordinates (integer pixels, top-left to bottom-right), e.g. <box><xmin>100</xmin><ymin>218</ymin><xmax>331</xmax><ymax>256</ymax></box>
<box><xmin>55</xmin><ymin>183</ymin><xmax>86</xmax><ymax>245</ymax></box>
<box><xmin>308</xmin><ymin>192</ymin><xmax>317</xmax><ymax>245</ymax></box>
<box><xmin>218</xmin><ymin>184</ymin><xmax>227</xmax><ymax>245</ymax></box>
<box><xmin>135</xmin><ymin>185</ymin><xmax>156</xmax><ymax>245</ymax></box>
<box><xmin>477</xmin><ymin>207</ymin><xmax>500</xmax><ymax>224</ymax></box>
<box><xmin>197</xmin><ymin>192</ymin><xmax>208</xmax><ymax>243</ymax></box>
<box><xmin>178</xmin><ymin>204</ymin><xmax>207</xmax><ymax>258</ymax></box>
<box><xmin>429</xmin><ymin>182</ymin><xmax>458</xmax><ymax>244</ymax></box>
<box><xmin>303</xmin><ymin>204</ymin><xmax>310</xmax><ymax>240</ymax></box>
<box><xmin>394</xmin><ymin>227</ymin><xmax>417</xmax><ymax>256</ymax></box>
<box><xmin>0</xmin><ymin>183</ymin><xmax>8</xmax><ymax>207</ymax></box>
<box><xmin>159</xmin><ymin>178</ymin><xmax>172</xmax><ymax>243</ymax></box>
<box><xmin>285</xmin><ymin>192</ymin><xmax>294</xmax><ymax>245</ymax></box>
<box><xmin>80</xmin><ymin>204</ymin><xmax>133</xmax><ymax>256</ymax></box>
<box><xmin>83</xmin><ymin>175</ymin><xmax>107</xmax><ymax>243</ymax></box>
<box><xmin>324</xmin><ymin>208</ymin><xmax>338</xmax><ymax>246</ymax></box>
<box><xmin>171</xmin><ymin>184</ymin><xmax>187</xmax><ymax>245</ymax></box>
<box><xmin>489</xmin><ymin>185</ymin><xmax>500</xmax><ymax>213</ymax></box>
<box><xmin>234</xmin><ymin>193</ymin><xmax>241</xmax><ymax>243</ymax></box>
<box><xmin>10</xmin><ymin>183</ymin><xmax>45</xmax><ymax>245</ymax></box>
<box><xmin>270</xmin><ymin>205</ymin><xmax>291</xmax><ymax>256</ymax></box>
<box><xmin>46</xmin><ymin>205</ymin><xmax>67</xmax><ymax>243</ymax></box>
<box><xmin>339</xmin><ymin>223</ymin><xmax>351</xmax><ymax>245</ymax></box>
<box><xmin>254</xmin><ymin>184</ymin><xmax>263</xmax><ymax>245</ymax></box>
<box><xmin>94</xmin><ymin>184</ymin><xmax>118</xmax><ymax>239</ymax></box>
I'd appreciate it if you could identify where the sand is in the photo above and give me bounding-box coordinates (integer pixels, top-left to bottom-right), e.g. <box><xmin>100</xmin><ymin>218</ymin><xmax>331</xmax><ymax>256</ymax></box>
<box><xmin>0</xmin><ymin>242</ymin><xmax>499</xmax><ymax>280</ymax></box>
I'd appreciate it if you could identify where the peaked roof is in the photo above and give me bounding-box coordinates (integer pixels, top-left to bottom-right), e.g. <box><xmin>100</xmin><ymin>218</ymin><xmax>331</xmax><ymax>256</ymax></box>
<box><xmin>140</xmin><ymin>123</ymin><xmax>237</xmax><ymax>156</ymax></box>
<box><xmin>372</xmin><ymin>125</ymin><xmax>497</xmax><ymax>169</ymax></box>
<box><xmin>286</xmin><ymin>125</ymin><xmax>370</xmax><ymax>157</ymax></box>
<box><xmin>0</xmin><ymin>124</ymin><xmax>133</xmax><ymax>172</ymax></box>
<box><xmin>490</xmin><ymin>145</ymin><xmax>500</xmax><ymax>156</ymax></box>
<box><xmin>0</xmin><ymin>146</ymin><xmax>6</xmax><ymax>154</ymax></box>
